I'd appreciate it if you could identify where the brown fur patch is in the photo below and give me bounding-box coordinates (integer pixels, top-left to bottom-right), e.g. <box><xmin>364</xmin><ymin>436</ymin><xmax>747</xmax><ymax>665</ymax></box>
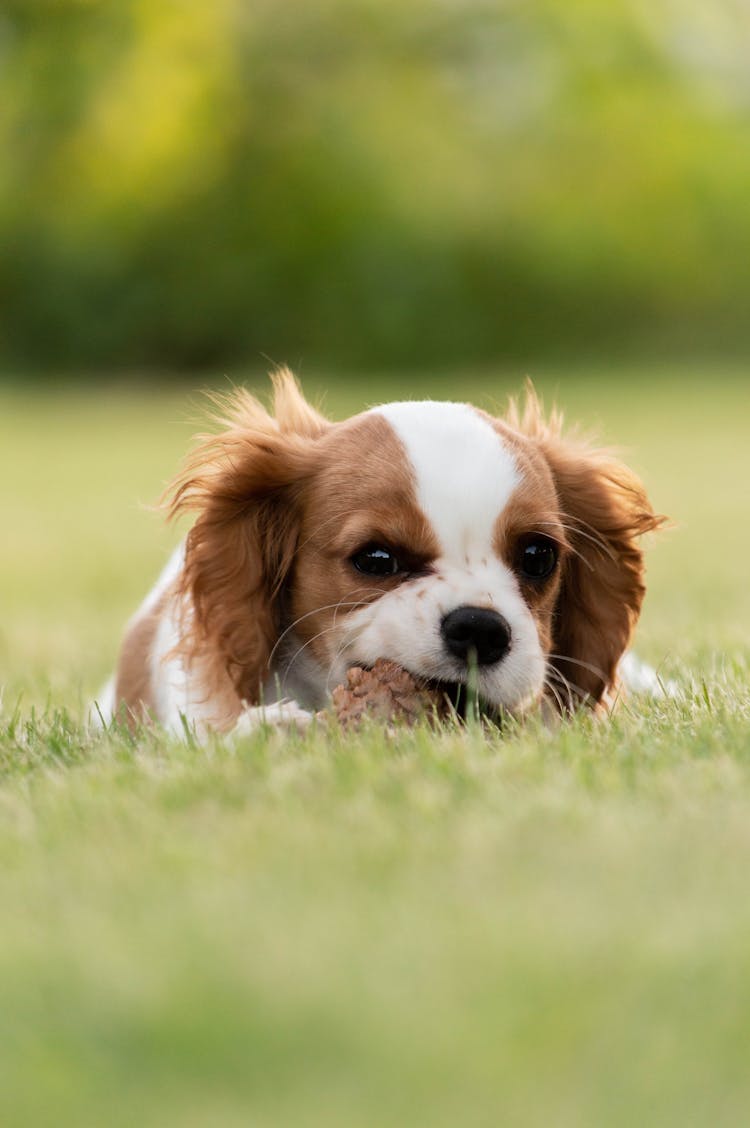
<box><xmin>160</xmin><ymin>373</ymin><xmax>432</xmax><ymax>714</ymax></box>
<box><xmin>114</xmin><ymin>594</ymin><xmax>165</xmax><ymax>727</ymax></box>
<box><xmin>501</xmin><ymin>385</ymin><xmax>666</xmax><ymax>708</ymax></box>
<box><xmin>287</xmin><ymin>412</ymin><xmax>433</xmax><ymax>666</ymax></box>
<box><xmin>166</xmin><ymin>370</ymin><xmax>327</xmax><ymax>710</ymax></box>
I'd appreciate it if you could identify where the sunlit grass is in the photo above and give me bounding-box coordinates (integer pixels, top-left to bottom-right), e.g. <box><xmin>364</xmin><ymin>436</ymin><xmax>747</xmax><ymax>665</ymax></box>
<box><xmin>1</xmin><ymin>366</ymin><xmax>749</xmax><ymax>1126</ymax></box>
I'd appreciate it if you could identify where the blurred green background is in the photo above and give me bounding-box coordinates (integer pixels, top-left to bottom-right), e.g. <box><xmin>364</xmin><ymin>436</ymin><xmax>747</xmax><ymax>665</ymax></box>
<box><xmin>3</xmin><ymin>10</ymin><xmax>750</xmax><ymax>1125</ymax></box>
<box><xmin>3</xmin><ymin>0</ymin><xmax>750</xmax><ymax>377</ymax></box>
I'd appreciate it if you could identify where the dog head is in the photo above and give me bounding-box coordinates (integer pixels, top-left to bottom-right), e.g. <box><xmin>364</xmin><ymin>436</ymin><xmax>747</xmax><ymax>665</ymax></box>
<box><xmin>169</xmin><ymin>370</ymin><xmax>663</xmax><ymax>718</ymax></box>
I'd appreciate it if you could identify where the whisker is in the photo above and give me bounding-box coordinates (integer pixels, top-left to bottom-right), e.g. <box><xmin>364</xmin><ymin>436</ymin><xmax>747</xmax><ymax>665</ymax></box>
<box><xmin>543</xmin><ymin>675</ymin><xmax>569</xmax><ymax>714</ymax></box>
<box><xmin>330</xmin><ymin>586</ymin><xmax>373</xmax><ymax>628</ymax></box>
<box><xmin>564</xmin><ymin>509</ymin><xmax>618</xmax><ymax>545</ymax></box>
<box><xmin>560</xmin><ymin>518</ymin><xmax>617</xmax><ymax>563</ymax></box>
<box><xmin>545</xmin><ymin>666</ymin><xmax>592</xmax><ymax>707</ymax></box>
<box><xmin>266</xmin><ymin>593</ymin><xmax>373</xmax><ymax>668</ymax></box>
<box><xmin>547</xmin><ymin>652</ymin><xmax>609</xmax><ymax>683</ymax></box>
<box><xmin>280</xmin><ymin>623</ymin><xmax>348</xmax><ymax>695</ymax></box>
<box><xmin>534</xmin><ymin>518</ymin><xmax>616</xmax><ymax>564</ymax></box>
<box><xmin>276</xmin><ymin>586</ymin><xmax>375</xmax><ymax>693</ymax></box>
<box><xmin>550</xmin><ymin>663</ymin><xmax>586</xmax><ymax>708</ymax></box>
<box><xmin>325</xmin><ymin>636</ymin><xmax>360</xmax><ymax>693</ymax></box>
<box><xmin>322</xmin><ymin>588</ymin><xmax>385</xmax><ymax>691</ymax></box>
<box><xmin>525</xmin><ymin>526</ymin><xmax>594</xmax><ymax>572</ymax></box>
<box><xmin>543</xmin><ymin>663</ymin><xmax>572</xmax><ymax>708</ymax></box>
<box><xmin>295</xmin><ymin>509</ymin><xmax>362</xmax><ymax>555</ymax></box>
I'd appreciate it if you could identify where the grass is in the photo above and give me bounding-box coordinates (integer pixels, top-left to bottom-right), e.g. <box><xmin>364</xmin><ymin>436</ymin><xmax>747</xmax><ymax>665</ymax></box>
<box><xmin>1</xmin><ymin>365</ymin><xmax>749</xmax><ymax>1126</ymax></box>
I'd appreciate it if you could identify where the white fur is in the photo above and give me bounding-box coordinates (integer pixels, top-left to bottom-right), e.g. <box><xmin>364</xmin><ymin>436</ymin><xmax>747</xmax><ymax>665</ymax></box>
<box><xmin>374</xmin><ymin>401</ymin><xmax>520</xmax><ymax>559</ymax></box>
<box><xmin>93</xmin><ymin>542</ymin><xmax>316</xmax><ymax>737</ymax></box>
<box><xmin>89</xmin><ymin>676</ymin><xmax>115</xmax><ymax>728</ymax></box>
<box><xmin>90</xmin><ymin>544</ymin><xmax>184</xmax><ymax>728</ymax></box>
<box><xmin>619</xmin><ymin>652</ymin><xmax>677</xmax><ymax>697</ymax></box>
<box><xmin>149</xmin><ymin>595</ymin><xmax>197</xmax><ymax>734</ymax></box>
<box><xmin>231</xmin><ymin>699</ymin><xmax>313</xmax><ymax>737</ymax></box>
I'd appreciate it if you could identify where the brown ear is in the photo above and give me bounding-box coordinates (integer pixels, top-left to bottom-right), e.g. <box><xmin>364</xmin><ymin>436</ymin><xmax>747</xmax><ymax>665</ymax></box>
<box><xmin>167</xmin><ymin>370</ymin><xmax>328</xmax><ymax>712</ymax></box>
<box><xmin>507</xmin><ymin>385</ymin><xmax>665</xmax><ymax>709</ymax></box>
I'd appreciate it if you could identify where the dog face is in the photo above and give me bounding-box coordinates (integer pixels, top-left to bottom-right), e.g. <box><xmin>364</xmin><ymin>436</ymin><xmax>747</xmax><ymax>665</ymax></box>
<box><xmin>171</xmin><ymin>370</ymin><xmax>662</xmax><ymax>718</ymax></box>
<box><xmin>289</xmin><ymin>402</ymin><xmax>566</xmax><ymax>713</ymax></box>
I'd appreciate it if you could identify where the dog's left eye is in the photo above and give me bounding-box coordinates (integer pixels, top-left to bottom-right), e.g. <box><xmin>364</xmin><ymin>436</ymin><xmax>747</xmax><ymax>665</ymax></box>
<box><xmin>351</xmin><ymin>545</ymin><xmax>401</xmax><ymax>577</ymax></box>
<box><xmin>517</xmin><ymin>536</ymin><xmax>558</xmax><ymax>580</ymax></box>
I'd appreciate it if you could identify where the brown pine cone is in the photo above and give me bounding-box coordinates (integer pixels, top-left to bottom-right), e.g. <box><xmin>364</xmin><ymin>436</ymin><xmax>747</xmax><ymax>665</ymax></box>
<box><xmin>328</xmin><ymin>659</ymin><xmax>447</xmax><ymax>729</ymax></box>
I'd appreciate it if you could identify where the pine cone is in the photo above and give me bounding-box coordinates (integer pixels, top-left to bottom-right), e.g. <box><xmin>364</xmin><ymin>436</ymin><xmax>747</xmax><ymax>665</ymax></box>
<box><xmin>329</xmin><ymin>659</ymin><xmax>447</xmax><ymax>729</ymax></box>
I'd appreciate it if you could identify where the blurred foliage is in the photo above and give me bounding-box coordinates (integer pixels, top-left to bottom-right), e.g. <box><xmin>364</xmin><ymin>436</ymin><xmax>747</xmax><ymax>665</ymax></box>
<box><xmin>2</xmin><ymin>0</ymin><xmax>750</xmax><ymax>374</ymax></box>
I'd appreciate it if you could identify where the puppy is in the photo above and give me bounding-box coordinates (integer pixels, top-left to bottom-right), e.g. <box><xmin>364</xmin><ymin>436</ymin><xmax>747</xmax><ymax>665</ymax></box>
<box><xmin>97</xmin><ymin>369</ymin><xmax>663</xmax><ymax>735</ymax></box>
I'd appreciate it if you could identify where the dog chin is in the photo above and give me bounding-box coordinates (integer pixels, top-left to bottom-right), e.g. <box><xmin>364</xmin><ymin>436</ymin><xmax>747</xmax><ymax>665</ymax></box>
<box><xmin>367</xmin><ymin>662</ymin><xmax>537</xmax><ymax>725</ymax></box>
<box><xmin>423</xmin><ymin>658</ymin><xmax>544</xmax><ymax>717</ymax></box>
<box><xmin>429</xmin><ymin>679</ymin><xmax>543</xmax><ymax>723</ymax></box>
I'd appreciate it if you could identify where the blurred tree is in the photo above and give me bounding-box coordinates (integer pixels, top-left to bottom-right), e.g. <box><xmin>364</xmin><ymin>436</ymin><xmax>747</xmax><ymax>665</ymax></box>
<box><xmin>1</xmin><ymin>0</ymin><xmax>750</xmax><ymax>374</ymax></box>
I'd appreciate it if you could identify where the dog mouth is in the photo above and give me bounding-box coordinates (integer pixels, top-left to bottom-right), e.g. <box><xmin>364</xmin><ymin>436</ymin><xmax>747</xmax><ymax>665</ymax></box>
<box><xmin>340</xmin><ymin>659</ymin><xmax>505</xmax><ymax>726</ymax></box>
<box><xmin>422</xmin><ymin>677</ymin><xmax>503</xmax><ymax>726</ymax></box>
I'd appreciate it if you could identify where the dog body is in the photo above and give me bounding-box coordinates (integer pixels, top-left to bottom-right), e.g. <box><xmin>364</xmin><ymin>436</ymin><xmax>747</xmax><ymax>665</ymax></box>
<box><xmin>98</xmin><ymin>372</ymin><xmax>662</xmax><ymax>735</ymax></box>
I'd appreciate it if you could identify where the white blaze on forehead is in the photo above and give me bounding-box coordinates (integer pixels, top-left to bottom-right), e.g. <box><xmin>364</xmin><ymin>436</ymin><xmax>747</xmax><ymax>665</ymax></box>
<box><xmin>372</xmin><ymin>401</ymin><xmax>520</xmax><ymax>559</ymax></box>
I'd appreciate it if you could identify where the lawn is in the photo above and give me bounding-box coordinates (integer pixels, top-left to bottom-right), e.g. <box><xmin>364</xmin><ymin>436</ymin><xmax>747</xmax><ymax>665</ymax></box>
<box><xmin>1</xmin><ymin>365</ymin><xmax>749</xmax><ymax>1127</ymax></box>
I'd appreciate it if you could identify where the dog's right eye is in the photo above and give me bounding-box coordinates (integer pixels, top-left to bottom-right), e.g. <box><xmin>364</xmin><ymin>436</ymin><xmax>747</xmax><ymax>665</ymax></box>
<box><xmin>351</xmin><ymin>545</ymin><xmax>401</xmax><ymax>577</ymax></box>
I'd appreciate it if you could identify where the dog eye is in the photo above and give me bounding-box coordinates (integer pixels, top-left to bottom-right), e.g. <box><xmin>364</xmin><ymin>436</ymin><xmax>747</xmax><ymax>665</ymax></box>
<box><xmin>518</xmin><ymin>537</ymin><xmax>558</xmax><ymax>580</ymax></box>
<box><xmin>351</xmin><ymin>545</ymin><xmax>401</xmax><ymax>577</ymax></box>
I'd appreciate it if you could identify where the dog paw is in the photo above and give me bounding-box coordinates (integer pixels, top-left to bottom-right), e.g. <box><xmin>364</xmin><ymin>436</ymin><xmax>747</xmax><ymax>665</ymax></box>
<box><xmin>233</xmin><ymin>700</ymin><xmax>314</xmax><ymax>737</ymax></box>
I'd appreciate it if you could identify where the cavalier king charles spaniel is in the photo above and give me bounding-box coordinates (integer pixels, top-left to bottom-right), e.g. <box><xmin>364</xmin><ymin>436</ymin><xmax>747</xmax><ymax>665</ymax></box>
<box><xmin>97</xmin><ymin>370</ymin><xmax>664</xmax><ymax>735</ymax></box>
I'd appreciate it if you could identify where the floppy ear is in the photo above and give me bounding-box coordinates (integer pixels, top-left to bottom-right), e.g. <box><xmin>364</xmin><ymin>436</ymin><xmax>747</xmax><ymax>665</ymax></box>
<box><xmin>507</xmin><ymin>385</ymin><xmax>665</xmax><ymax>709</ymax></box>
<box><xmin>167</xmin><ymin>369</ymin><xmax>328</xmax><ymax>712</ymax></box>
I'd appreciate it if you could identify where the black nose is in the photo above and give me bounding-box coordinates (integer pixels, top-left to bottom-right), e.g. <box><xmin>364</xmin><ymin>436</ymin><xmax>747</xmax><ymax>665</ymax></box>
<box><xmin>441</xmin><ymin>606</ymin><xmax>511</xmax><ymax>667</ymax></box>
